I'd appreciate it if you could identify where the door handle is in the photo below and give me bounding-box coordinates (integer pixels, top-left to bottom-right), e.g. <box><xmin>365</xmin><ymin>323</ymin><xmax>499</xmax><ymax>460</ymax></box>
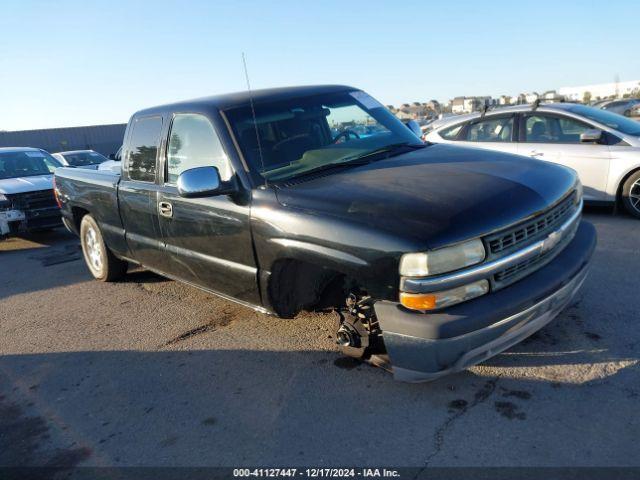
<box><xmin>158</xmin><ymin>201</ymin><xmax>173</xmax><ymax>218</ymax></box>
<box><xmin>529</xmin><ymin>150</ymin><xmax>544</xmax><ymax>157</ymax></box>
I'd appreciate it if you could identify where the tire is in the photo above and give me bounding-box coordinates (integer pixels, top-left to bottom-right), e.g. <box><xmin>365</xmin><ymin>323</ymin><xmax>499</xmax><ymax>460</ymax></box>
<box><xmin>621</xmin><ymin>170</ymin><xmax>640</xmax><ymax>219</ymax></box>
<box><xmin>80</xmin><ymin>214</ymin><xmax>127</xmax><ymax>281</ymax></box>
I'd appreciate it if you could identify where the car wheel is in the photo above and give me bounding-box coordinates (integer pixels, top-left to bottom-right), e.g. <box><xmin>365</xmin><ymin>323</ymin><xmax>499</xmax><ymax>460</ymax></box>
<box><xmin>80</xmin><ymin>214</ymin><xmax>127</xmax><ymax>281</ymax></box>
<box><xmin>621</xmin><ymin>171</ymin><xmax>640</xmax><ymax>219</ymax></box>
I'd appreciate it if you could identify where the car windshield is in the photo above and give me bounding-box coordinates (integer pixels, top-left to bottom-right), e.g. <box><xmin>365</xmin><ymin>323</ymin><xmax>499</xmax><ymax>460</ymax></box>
<box><xmin>225</xmin><ymin>90</ymin><xmax>421</xmax><ymax>182</ymax></box>
<box><xmin>565</xmin><ymin>104</ymin><xmax>640</xmax><ymax>136</ymax></box>
<box><xmin>62</xmin><ymin>151</ymin><xmax>108</xmax><ymax>166</ymax></box>
<box><xmin>0</xmin><ymin>150</ymin><xmax>61</xmax><ymax>180</ymax></box>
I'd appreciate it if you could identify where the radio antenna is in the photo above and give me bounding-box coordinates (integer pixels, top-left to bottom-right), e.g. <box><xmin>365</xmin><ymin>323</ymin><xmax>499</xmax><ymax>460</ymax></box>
<box><xmin>242</xmin><ymin>52</ymin><xmax>267</xmax><ymax>187</ymax></box>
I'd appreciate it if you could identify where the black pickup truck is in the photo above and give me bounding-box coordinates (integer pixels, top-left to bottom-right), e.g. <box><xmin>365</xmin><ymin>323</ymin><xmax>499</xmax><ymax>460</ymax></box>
<box><xmin>54</xmin><ymin>85</ymin><xmax>596</xmax><ymax>382</ymax></box>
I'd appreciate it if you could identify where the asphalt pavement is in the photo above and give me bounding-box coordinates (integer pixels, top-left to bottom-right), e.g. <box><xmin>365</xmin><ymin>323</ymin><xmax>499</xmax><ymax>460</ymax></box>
<box><xmin>0</xmin><ymin>208</ymin><xmax>638</xmax><ymax>468</ymax></box>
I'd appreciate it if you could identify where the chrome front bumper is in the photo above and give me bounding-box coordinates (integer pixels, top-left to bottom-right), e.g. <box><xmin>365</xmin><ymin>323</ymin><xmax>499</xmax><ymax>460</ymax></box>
<box><xmin>374</xmin><ymin>221</ymin><xmax>596</xmax><ymax>382</ymax></box>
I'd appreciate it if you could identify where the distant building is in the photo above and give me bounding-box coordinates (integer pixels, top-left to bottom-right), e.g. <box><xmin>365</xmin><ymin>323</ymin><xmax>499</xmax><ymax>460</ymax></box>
<box><xmin>558</xmin><ymin>80</ymin><xmax>640</xmax><ymax>102</ymax></box>
<box><xmin>525</xmin><ymin>92</ymin><xmax>540</xmax><ymax>103</ymax></box>
<box><xmin>0</xmin><ymin>124</ymin><xmax>126</xmax><ymax>156</ymax></box>
<box><xmin>541</xmin><ymin>90</ymin><xmax>565</xmax><ymax>103</ymax></box>
<box><xmin>451</xmin><ymin>96</ymin><xmax>493</xmax><ymax>114</ymax></box>
<box><xmin>498</xmin><ymin>95</ymin><xmax>511</xmax><ymax>105</ymax></box>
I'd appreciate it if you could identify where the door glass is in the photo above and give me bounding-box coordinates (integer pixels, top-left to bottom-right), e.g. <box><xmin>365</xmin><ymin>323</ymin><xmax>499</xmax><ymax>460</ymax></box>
<box><xmin>166</xmin><ymin>113</ymin><xmax>232</xmax><ymax>184</ymax></box>
<box><xmin>127</xmin><ymin>116</ymin><xmax>163</xmax><ymax>182</ymax></box>
<box><xmin>524</xmin><ymin>115</ymin><xmax>591</xmax><ymax>144</ymax></box>
<box><xmin>463</xmin><ymin>116</ymin><xmax>513</xmax><ymax>142</ymax></box>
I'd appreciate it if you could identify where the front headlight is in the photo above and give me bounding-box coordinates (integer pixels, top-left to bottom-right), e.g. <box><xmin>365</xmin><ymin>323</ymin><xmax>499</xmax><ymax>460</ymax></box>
<box><xmin>0</xmin><ymin>194</ymin><xmax>7</xmax><ymax>202</ymax></box>
<box><xmin>400</xmin><ymin>279</ymin><xmax>489</xmax><ymax>311</ymax></box>
<box><xmin>399</xmin><ymin>239</ymin><xmax>485</xmax><ymax>277</ymax></box>
<box><xmin>574</xmin><ymin>178</ymin><xmax>583</xmax><ymax>205</ymax></box>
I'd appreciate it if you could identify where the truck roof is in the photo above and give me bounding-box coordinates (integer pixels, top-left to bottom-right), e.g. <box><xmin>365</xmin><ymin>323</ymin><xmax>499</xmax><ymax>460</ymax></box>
<box><xmin>133</xmin><ymin>85</ymin><xmax>356</xmax><ymax>117</ymax></box>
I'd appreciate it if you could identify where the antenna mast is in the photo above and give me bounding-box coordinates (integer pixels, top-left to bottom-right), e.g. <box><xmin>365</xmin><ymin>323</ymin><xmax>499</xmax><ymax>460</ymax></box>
<box><xmin>242</xmin><ymin>52</ymin><xmax>267</xmax><ymax>187</ymax></box>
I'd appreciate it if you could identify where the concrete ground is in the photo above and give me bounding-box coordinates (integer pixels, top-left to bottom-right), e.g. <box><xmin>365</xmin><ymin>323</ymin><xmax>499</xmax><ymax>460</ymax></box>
<box><xmin>0</xmin><ymin>208</ymin><xmax>638</xmax><ymax>468</ymax></box>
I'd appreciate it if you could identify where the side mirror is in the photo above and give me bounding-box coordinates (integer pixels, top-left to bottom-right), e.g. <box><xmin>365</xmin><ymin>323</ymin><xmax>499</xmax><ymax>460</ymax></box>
<box><xmin>177</xmin><ymin>166</ymin><xmax>226</xmax><ymax>198</ymax></box>
<box><xmin>403</xmin><ymin>120</ymin><xmax>423</xmax><ymax>138</ymax></box>
<box><xmin>580</xmin><ymin>129</ymin><xmax>603</xmax><ymax>143</ymax></box>
<box><xmin>108</xmin><ymin>153</ymin><xmax>116</xmax><ymax>160</ymax></box>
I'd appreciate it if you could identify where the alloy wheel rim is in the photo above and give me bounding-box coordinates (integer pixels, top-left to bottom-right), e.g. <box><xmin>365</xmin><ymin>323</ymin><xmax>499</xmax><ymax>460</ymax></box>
<box><xmin>631</xmin><ymin>179</ymin><xmax>640</xmax><ymax>214</ymax></box>
<box><xmin>85</xmin><ymin>227</ymin><xmax>103</xmax><ymax>272</ymax></box>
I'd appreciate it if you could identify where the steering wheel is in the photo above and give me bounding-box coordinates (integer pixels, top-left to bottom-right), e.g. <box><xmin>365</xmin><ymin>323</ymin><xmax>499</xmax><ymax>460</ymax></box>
<box><xmin>332</xmin><ymin>130</ymin><xmax>360</xmax><ymax>144</ymax></box>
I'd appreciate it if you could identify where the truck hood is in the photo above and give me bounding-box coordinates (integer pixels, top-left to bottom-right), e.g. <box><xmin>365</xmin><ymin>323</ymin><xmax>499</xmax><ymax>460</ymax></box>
<box><xmin>0</xmin><ymin>175</ymin><xmax>54</xmax><ymax>195</ymax></box>
<box><xmin>274</xmin><ymin>144</ymin><xmax>577</xmax><ymax>250</ymax></box>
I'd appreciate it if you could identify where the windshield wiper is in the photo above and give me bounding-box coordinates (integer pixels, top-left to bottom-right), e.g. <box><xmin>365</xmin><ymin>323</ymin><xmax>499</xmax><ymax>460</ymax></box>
<box><xmin>283</xmin><ymin>142</ymin><xmax>427</xmax><ymax>182</ymax></box>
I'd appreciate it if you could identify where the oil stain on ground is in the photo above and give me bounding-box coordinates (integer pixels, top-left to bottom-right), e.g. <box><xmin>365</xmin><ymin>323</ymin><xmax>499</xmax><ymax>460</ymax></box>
<box><xmin>162</xmin><ymin>312</ymin><xmax>236</xmax><ymax>347</ymax></box>
<box><xmin>494</xmin><ymin>401</ymin><xmax>526</xmax><ymax>420</ymax></box>
<box><xmin>333</xmin><ymin>357</ymin><xmax>362</xmax><ymax>370</ymax></box>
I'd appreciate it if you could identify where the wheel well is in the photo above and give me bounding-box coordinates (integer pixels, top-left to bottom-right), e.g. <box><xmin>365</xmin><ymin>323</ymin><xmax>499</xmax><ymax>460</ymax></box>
<box><xmin>71</xmin><ymin>207</ymin><xmax>90</xmax><ymax>230</ymax></box>
<box><xmin>267</xmin><ymin>259</ymin><xmax>355</xmax><ymax>318</ymax></box>
<box><xmin>616</xmin><ymin>167</ymin><xmax>640</xmax><ymax>205</ymax></box>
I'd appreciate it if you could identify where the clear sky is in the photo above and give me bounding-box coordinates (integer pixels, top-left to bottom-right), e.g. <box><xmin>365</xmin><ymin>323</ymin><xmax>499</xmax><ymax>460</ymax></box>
<box><xmin>1</xmin><ymin>0</ymin><xmax>639</xmax><ymax>131</ymax></box>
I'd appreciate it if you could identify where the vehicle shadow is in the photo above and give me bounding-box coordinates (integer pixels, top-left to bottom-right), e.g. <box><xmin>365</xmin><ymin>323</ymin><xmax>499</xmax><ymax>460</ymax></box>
<box><xmin>1</xmin><ymin>346</ymin><xmax>638</xmax><ymax>468</ymax></box>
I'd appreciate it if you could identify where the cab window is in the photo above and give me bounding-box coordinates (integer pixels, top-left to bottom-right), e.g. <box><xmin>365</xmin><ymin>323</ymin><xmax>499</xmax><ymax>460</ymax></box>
<box><xmin>439</xmin><ymin>123</ymin><xmax>463</xmax><ymax>140</ymax></box>
<box><xmin>523</xmin><ymin>114</ymin><xmax>592</xmax><ymax>144</ymax></box>
<box><xmin>166</xmin><ymin>113</ymin><xmax>232</xmax><ymax>184</ymax></box>
<box><xmin>462</xmin><ymin>116</ymin><xmax>514</xmax><ymax>142</ymax></box>
<box><xmin>126</xmin><ymin>116</ymin><xmax>163</xmax><ymax>182</ymax></box>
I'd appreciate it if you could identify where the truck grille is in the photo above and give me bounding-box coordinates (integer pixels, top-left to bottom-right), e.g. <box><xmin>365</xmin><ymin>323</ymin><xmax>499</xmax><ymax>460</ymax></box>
<box><xmin>486</xmin><ymin>191</ymin><xmax>579</xmax><ymax>290</ymax></box>
<box><xmin>486</xmin><ymin>192</ymin><xmax>576</xmax><ymax>258</ymax></box>
<box><xmin>10</xmin><ymin>190</ymin><xmax>58</xmax><ymax>211</ymax></box>
<box><xmin>6</xmin><ymin>189</ymin><xmax>61</xmax><ymax>231</ymax></box>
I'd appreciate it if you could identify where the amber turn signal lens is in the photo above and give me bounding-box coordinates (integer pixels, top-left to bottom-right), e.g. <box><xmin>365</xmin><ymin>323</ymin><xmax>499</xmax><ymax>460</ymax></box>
<box><xmin>400</xmin><ymin>293</ymin><xmax>437</xmax><ymax>310</ymax></box>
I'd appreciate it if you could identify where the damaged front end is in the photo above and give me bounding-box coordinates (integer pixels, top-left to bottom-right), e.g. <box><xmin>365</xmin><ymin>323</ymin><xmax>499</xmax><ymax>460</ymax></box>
<box><xmin>335</xmin><ymin>200</ymin><xmax>597</xmax><ymax>382</ymax></box>
<box><xmin>0</xmin><ymin>190</ymin><xmax>61</xmax><ymax>238</ymax></box>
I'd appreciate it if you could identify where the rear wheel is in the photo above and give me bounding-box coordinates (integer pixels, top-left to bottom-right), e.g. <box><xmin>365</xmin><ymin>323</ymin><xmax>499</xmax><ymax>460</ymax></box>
<box><xmin>621</xmin><ymin>171</ymin><xmax>640</xmax><ymax>219</ymax></box>
<box><xmin>80</xmin><ymin>214</ymin><xmax>127</xmax><ymax>281</ymax></box>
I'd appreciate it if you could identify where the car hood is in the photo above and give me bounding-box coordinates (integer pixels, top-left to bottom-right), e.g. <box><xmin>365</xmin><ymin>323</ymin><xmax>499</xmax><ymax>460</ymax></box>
<box><xmin>0</xmin><ymin>175</ymin><xmax>54</xmax><ymax>195</ymax></box>
<box><xmin>274</xmin><ymin>144</ymin><xmax>577</xmax><ymax>250</ymax></box>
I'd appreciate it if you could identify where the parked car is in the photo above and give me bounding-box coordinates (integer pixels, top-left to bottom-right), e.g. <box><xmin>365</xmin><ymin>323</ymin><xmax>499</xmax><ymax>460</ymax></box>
<box><xmin>0</xmin><ymin>147</ymin><xmax>62</xmax><ymax>238</ymax></box>
<box><xmin>54</xmin><ymin>85</ymin><xmax>595</xmax><ymax>382</ymax></box>
<box><xmin>600</xmin><ymin>98</ymin><xmax>640</xmax><ymax>117</ymax></box>
<box><xmin>424</xmin><ymin>103</ymin><xmax>640</xmax><ymax>218</ymax></box>
<box><xmin>52</xmin><ymin>150</ymin><xmax>109</xmax><ymax>170</ymax></box>
<box><xmin>99</xmin><ymin>146</ymin><xmax>122</xmax><ymax>173</ymax></box>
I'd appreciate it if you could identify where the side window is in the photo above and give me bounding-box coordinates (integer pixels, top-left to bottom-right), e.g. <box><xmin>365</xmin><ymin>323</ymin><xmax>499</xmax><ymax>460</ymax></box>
<box><xmin>524</xmin><ymin>114</ymin><xmax>592</xmax><ymax>144</ymax></box>
<box><xmin>463</xmin><ymin>116</ymin><xmax>514</xmax><ymax>142</ymax></box>
<box><xmin>127</xmin><ymin>116</ymin><xmax>163</xmax><ymax>182</ymax></box>
<box><xmin>439</xmin><ymin>123</ymin><xmax>463</xmax><ymax>140</ymax></box>
<box><xmin>166</xmin><ymin>113</ymin><xmax>232</xmax><ymax>184</ymax></box>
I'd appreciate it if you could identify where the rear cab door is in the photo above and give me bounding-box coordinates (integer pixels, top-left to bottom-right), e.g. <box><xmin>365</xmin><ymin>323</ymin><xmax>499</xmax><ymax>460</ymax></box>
<box><xmin>516</xmin><ymin>112</ymin><xmax>610</xmax><ymax>201</ymax></box>
<box><xmin>155</xmin><ymin>110</ymin><xmax>260</xmax><ymax>305</ymax></box>
<box><xmin>118</xmin><ymin>115</ymin><xmax>167</xmax><ymax>267</ymax></box>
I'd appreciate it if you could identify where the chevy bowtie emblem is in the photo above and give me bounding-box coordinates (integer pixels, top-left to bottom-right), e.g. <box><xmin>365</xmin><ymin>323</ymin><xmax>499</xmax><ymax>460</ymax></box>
<box><xmin>542</xmin><ymin>230</ymin><xmax>562</xmax><ymax>253</ymax></box>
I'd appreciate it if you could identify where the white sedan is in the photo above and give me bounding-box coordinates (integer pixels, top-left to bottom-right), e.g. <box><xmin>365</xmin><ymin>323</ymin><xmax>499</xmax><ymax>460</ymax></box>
<box><xmin>424</xmin><ymin>103</ymin><xmax>640</xmax><ymax>218</ymax></box>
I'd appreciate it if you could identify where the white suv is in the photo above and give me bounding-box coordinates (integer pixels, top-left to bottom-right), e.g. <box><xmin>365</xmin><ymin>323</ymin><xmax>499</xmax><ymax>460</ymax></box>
<box><xmin>424</xmin><ymin>103</ymin><xmax>640</xmax><ymax>218</ymax></box>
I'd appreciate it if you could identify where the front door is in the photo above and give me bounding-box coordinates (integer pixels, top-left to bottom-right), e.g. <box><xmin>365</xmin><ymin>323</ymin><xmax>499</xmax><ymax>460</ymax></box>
<box><xmin>156</xmin><ymin>113</ymin><xmax>259</xmax><ymax>304</ymax></box>
<box><xmin>517</xmin><ymin>113</ymin><xmax>611</xmax><ymax>201</ymax></box>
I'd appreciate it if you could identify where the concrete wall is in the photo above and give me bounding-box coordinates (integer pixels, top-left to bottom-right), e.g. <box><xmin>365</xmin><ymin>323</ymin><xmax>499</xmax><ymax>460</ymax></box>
<box><xmin>0</xmin><ymin>124</ymin><xmax>127</xmax><ymax>156</ymax></box>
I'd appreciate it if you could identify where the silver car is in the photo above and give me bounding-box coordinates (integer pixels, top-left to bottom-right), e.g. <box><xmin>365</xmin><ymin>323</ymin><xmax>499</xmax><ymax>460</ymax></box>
<box><xmin>600</xmin><ymin>99</ymin><xmax>640</xmax><ymax>117</ymax></box>
<box><xmin>424</xmin><ymin>103</ymin><xmax>640</xmax><ymax>218</ymax></box>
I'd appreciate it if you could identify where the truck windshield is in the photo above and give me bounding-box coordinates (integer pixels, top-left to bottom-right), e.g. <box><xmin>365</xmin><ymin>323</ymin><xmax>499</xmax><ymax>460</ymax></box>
<box><xmin>61</xmin><ymin>151</ymin><xmax>108</xmax><ymax>167</ymax></box>
<box><xmin>0</xmin><ymin>151</ymin><xmax>61</xmax><ymax>180</ymax></box>
<box><xmin>225</xmin><ymin>90</ymin><xmax>421</xmax><ymax>182</ymax></box>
